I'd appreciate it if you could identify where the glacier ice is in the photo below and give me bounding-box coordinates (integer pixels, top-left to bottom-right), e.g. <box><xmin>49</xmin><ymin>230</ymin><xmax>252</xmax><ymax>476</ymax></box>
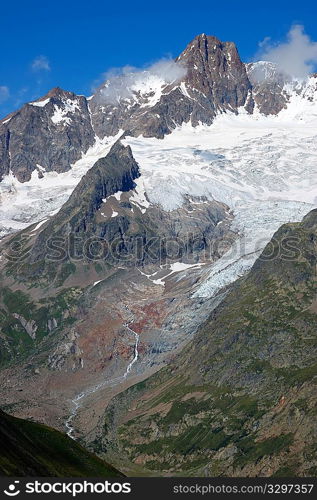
<box><xmin>124</xmin><ymin>103</ymin><xmax>317</xmax><ymax>297</ymax></box>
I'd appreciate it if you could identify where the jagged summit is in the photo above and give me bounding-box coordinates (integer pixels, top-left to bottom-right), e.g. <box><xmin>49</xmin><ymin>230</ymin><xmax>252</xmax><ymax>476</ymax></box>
<box><xmin>177</xmin><ymin>33</ymin><xmax>252</xmax><ymax>113</ymax></box>
<box><xmin>103</xmin><ymin>209</ymin><xmax>317</xmax><ymax>476</ymax></box>
<box><xmin>0</xmin><ymin>409</ymin><xmax>123</xmax><ymax>476</ymax></box>
<box><xmin>177</xmin><ymin>33</ymin><xmax>246</xmax><ymax>76</ymax></box>
<box><xmin>178</xmin><ymin>32</ymin><xmax>238</xmax><ymax>59</ymax></box>
<box><xmin>29</xmin><ymin>86</ymin><xmax>77</xmax><ymax>104</ymax></box>
<box><xmin>46</xmin><ymin>86</ymin><xmax>70</xmax><ymax>97</ymax></box>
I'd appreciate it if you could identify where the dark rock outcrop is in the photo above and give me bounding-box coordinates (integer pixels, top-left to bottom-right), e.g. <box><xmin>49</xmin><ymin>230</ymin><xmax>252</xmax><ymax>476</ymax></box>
<box><xmin>0</xmin><ymin>409</ymin><xmax>123</xmax><ymax>477</ymax></box>
<box><xmin>26</xmin><ymin>141</ymin><xmax>140</xmax><ymax>266</ymax></box>
<box><xmin>90</xmin><ymin>34</ymin><xmax>253</xmax><ymax>139</ymax></box>
<box><xmin>246</xmin><ymin>62</ymin><xmax>289</xmax><ymax>115</ymax></box>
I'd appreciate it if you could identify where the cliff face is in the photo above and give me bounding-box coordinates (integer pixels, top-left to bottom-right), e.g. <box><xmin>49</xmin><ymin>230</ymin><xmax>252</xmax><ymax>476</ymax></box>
<box><xmin>246</xmin><ymin>62</ymin><xmax>289</xmax><ymax>115</ymax></box>
<box><xmin>29</xmin><ymin>141</ymin><xmax>141</xmax><ymax>247</ymax></box>
<box><xmin>0</xmin><ymin>409</ymin><xmax>123</xmax><ymax>477</ymax></box>
<box><xmin>98</xmin><ymin>210</ymin><xmax>317</xmax><ymax>477</ymax></box>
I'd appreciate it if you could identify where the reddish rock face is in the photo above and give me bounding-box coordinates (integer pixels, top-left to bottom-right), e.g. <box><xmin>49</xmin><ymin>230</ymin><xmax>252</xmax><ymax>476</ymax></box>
<box><xmin>177</xmin><ymin>34</ymin><xmax>252</xmax><ymax>117</ymax></box>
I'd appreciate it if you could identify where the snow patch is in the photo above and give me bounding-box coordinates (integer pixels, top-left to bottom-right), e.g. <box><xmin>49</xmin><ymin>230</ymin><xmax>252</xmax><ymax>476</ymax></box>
<box><xmin>113</xmin><ymin>191</ymin><xmax>122</xmax><ymax>201</ymax></box>
<box><xmin>30</xmin><ymin>218</ymin><xmax>48</xmax><ymax>233</ymax></box>
<box><xmin>29</xmin><ymin>98</ymin><xmax>50</xmax><ymax>107</ymax></box>
<box><xmin>51</xmin><ymin>98</ymin><xmax>80</xmax><ymax>124</ymax></box>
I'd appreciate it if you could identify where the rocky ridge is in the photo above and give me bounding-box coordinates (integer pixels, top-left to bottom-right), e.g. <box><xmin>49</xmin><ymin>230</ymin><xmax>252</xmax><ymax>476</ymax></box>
<box><xmin>1</xmin><ymin>140</ymin><xmax>235</xmax><ymax>285</ymax></box>
<box><xmin>0</xmin><ymin>87</ymin><xmax>94</xmax><ymax>182</ymax></box>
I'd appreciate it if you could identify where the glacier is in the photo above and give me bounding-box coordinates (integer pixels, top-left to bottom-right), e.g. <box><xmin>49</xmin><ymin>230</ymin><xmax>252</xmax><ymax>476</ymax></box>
<box><xmin>123</xmin><ymin>95</ymin><xmax>317</xmax><ymax>296</ymax></box>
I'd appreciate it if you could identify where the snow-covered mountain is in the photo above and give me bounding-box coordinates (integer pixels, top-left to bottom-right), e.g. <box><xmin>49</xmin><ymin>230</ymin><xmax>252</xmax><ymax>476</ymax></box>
<box><xmin>2</xmin><ymin>34</ymin><xmax>315</xmax><ymax>188</ymax></box>
<box><xmin>1</xmin><ymin>35</ymin><xmax>317</xmax><ymax>238</ymax></box>
<box><xmin>1</xmin><ymin>33</ymin><xmax>317</xmax><ymax>455</ymax></box>
<box><xmin>123</xmin><ymin>89</ymin><xmax>317</xmax><ymax>295</ymax></box>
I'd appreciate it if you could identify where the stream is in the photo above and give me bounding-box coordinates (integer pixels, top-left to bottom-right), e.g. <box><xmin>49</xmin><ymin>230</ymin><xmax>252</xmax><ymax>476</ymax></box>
<box><xmin>65</xmin><ymin>323</ymin><xmax>140</xmax><ymax>439</ymax></box>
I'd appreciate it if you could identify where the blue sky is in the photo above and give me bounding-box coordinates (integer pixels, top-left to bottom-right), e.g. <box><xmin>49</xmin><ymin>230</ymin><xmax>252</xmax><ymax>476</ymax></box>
<box><xmin>1</xmin><ymin>0</ymin><xmax>316</xmax><ymax>117</ymax></box>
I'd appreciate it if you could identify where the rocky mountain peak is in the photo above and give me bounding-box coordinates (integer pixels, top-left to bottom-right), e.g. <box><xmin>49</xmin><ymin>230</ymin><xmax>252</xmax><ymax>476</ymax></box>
<box><xmin>178</xmin><ymin>33</ymin><xmax>235</xmax><ymax>61</ymax></box>
<box><xmin>46</xmin><ymin>86</ymin><xmax>70</xmax><ymax>98</ymax></box>
<box><xmin>176</xmin><ymin>33</ymin><xmax>252</xmax><ymax>115</ymax></box>
<box><xmin>246</xmin><ymin>61</ymin><xmax>290</xmax><ymax>115</ymax></box>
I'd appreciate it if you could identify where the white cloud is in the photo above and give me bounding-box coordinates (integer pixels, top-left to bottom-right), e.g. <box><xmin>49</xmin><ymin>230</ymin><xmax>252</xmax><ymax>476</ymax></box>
<box><xmin>94</xmin><ymin>59</ymin><xmax>187</xmax><ymax>104</ymax></box>
<box><xmin>258</xmin><ymin>36</ymin><xmax>271</xmax><ymax>49</ymax></box>
<box><xmin>257</xmin><ymin>25</ymin><xmax>317</xmax><ymax>78</ymax></box>
<box><xmin>31</xmin><ymin>55</ymin><xmax>51</xmax><ymax>72</ymax></box>
<box><xmin>0</xmin><ymin>86</ymin><xmax>10</xmax><ymax>103</ymax></box>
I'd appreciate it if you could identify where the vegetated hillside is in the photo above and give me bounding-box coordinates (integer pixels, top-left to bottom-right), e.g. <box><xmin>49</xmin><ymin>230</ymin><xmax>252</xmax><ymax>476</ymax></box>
<box><xmin>0</xmin><ymin>141</ymin><xmax>141</xmax><ymax>368</ymax></box>
<box><xmin>0</xmin><ymin>409</ymin><xmax>123</xmax><ymax>477</ymax></box>
<box><xmin>99</xmin><ymin>209</ymin><xmax>317</xmax><ymax>477</ymax></box>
